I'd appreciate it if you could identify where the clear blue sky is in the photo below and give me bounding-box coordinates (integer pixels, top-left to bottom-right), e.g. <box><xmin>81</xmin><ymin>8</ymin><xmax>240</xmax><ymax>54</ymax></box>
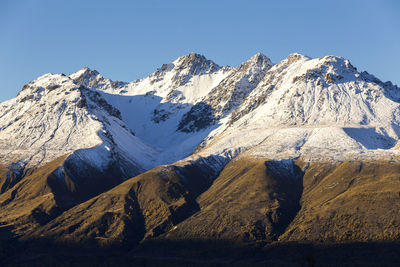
<box><xmin>1</xmin><ymin>0</ymin><xmax>399</xmax><ymax>102</ymax></box>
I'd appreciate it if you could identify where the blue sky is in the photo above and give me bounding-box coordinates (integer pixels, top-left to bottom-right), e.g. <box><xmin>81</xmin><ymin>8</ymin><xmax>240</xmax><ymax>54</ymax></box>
<box><xmin>1</xmin><ymin>0</ymin><xmax>399</xmax><ymax>102</ymax></box>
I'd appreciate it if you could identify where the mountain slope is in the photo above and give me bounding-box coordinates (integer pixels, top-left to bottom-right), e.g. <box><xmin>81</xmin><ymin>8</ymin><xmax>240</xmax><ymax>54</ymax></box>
<box><xmin>197</xmin><ymin>53</ymin><xmax>400</xmax><ymax>162</ymax></box>
<box><xmin>0</xmin><ymin>73</ymin><xmax>160</xmax><ymax>229</ymax></box>
<box><xmin>163</xmin><ymin>157</ymin><xmax>303</xmax><ymax>242</ymax></box>
<box><xmin>0</xmin><ymin>73</ymin><xmax>158</xmax><ymax>173</ymax></box>
<box><xmin>70</xmin><ymin>53</ymin><xmax>233</xmax><ymax>165</ymax></box>
<box><xmin>1</xmin><ymin>52</ymin><xmax>400</xmax><ymax>265</ymax></box>
<box><xmin>279</xmin><ymin>160</ymin><xmax>400</xmax><ymax>241</ymax></box>
<box><xmin>177</xmin><ymin>53</ymin><xmax>273</xmax><ymax>132</ymax></box>
<box><xmin>27</xmin><ymin>155</ymin><xmax>227</xmax><ymax>245</ymax></box>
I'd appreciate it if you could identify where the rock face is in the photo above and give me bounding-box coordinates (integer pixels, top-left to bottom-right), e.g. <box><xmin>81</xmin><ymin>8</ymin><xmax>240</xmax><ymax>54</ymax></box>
<box><xmin>1</xmin><ymin>52</ymin><xmax>400</xmax><ymax>265</ymax></box>
<box><xmin>178</xmin><ymin>53</ymin><xmax>273</xmax><ymax>132</ymax></box>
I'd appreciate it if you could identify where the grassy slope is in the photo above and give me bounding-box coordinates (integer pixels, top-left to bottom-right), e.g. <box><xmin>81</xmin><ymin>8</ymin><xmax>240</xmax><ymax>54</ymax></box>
<box><xmin>281</xmin><ymin>160</ymin><xmax>400</xmax><ymax>241</ymax></box>
<box><xmin>162</xmin><ymin>158</ymin><xmax>400</xmax><ymax>243</ymax></box>
<box><xmin>0</xmin><ymin>156</ymin><xmax>68</xmax><ymax>231</ymax></box>
<box><xmin>2</xmin><ymin>156</ymin><xmax>400</xmax><ymax>265</ymax></box>
<box><xmin>0</xmin><ymin>154</ymin><xmax>135</xmax><ymax>236</ymax></box>
<box><xmin>29</xmin><ymin>160</ymin><xmax>218</xmax><ymax>246</ymax></box>
<box><xmin>164</xmin><ymin>157</ymin><xmax>303</xmax><ymax>241</ymax></box>
<box><xmin>2</xmin><ymin>154</ymin><xmax>400</xmax><ymax>250</ymax></box>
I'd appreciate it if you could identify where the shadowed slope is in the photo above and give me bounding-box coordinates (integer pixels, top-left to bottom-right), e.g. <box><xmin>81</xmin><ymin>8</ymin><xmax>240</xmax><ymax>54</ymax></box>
<box><xmin>0</xmin><ymin>156</ymin><xmax>71</xmax><ymax>233</ymax></box>
<box><xmin>29</xmin><ymin>156</ymin><xmax>225</xmax><ymax>246</ymax></box>
<box><xmin>0</xmin><ymin>154</ymin><xmax>134</xmax><ymax>236</ymax></box>
<box><xmin>164</xmin><ymin>157</ymin><xmax>303</xmax><ymax>241</ymax></box>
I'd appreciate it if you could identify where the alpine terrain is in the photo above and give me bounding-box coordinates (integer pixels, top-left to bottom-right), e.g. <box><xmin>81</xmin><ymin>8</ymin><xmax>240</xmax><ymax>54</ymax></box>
<box><xmin>1</xmin><ymin>52</ymin><xmax>400</xmax><ymax>265</ymax></box>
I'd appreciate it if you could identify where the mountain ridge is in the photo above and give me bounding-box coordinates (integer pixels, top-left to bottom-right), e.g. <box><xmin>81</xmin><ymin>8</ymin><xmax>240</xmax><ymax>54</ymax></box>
<box><xmin>1</xmin><ymin>52</ymin><xmax>400</xmax><ymax>265</ymax></box>
<box><xmin>2</xmin><ymin>51</ymin><xmax>400</xmax><ymax>172</ymax></box>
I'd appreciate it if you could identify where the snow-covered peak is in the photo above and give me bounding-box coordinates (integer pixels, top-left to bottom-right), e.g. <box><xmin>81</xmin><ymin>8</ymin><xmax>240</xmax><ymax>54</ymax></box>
<box><xmin>95</xmin><ymin>53</ymin><xmax>233</xmax><ymax>104</ymax></box>
<box><xmin>177</xmin><ymin>53</ymin><xmax>273</xmax><ymax>133</ymax></box>
<box><xmin>172</xmin><ymin>52</ymin><xmax>221</xmax><ymax>75</ymax></box>
<box><xmin>197</xmin><ymin>53</ymin><xmax>400</xmax><ymax>164</ymax></box>
<box><xmin>15</xmin><ymin>73</ymin><xmax>77</xmax><ymax>102</ymax></box>
<box><xmin>316</xmin><ymin>55</ymin><xmax>357</xmax><ymax>74</ymax></box>
<box><xmin>242</xmin><ymin>53</ymin><xmax>273</xmax><ymax>69</ymax></box>
<box><xmin>273</xmin><ymin>54</ymin><xmax>357</xmax><ymax>84</ymax></box>
<box><xmin>70</xmin><ymin>66</ymin><xmax>100</xmax><ymax>78</ymax></box>
<box><xmin>285</xmin><ymin>52</ymin><xmax>310</xmax><ymax>63</ymax></box>
<box><xmin>229</xmin><ymin>53</ymin><xmax>393</xmax><ymax>126</ymax></box>
<box><xmin>235</xmin><ymin>52</ymin><xmax>273</xmax><ymax>77</ymax></box>
<box><xmin>4</xmin><ymin>51</ymin><xmax>400</xmax><ymax>177</ymax></box>
<box><xmin>69</xmin><ymin>67</ymin><xmax>105</xmax><ymax>88</ymax></box>
<box><xmin>0</xmin><ymin>74</ymin><xmax>158</xmax><ymax>176</ymax></box>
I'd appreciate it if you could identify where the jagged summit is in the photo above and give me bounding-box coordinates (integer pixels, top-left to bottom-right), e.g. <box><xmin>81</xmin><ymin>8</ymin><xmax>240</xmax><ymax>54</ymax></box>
<box><xmin>146</xmin><ymin>52</ymin><xmax>222</xmax><ymax>84</ymax></box>
<box><xmin>2</xmin><ymin>51</ymin><xmax>400</xmax><ymax>173</ymax></box>
<box><xmin>94</xmin><ymin>53</ymin><xmax>233</xmax><ymax>103</ymax></box>
<box><xmin>248</xmin><ymin>52</ymin><xmax>273</xmax><ymax>65</ymax></box>
<box><xmin>173</xmin><ymin>52</ymin><xmax>221</xmax><ymax>73</ymax></box>
<box><xmin>162</xmin><ymin>52</ymin><xmax>223</xmax><ymax>88</ymax></box>
<box><xmin>230</xmin><ymin>53</ymin><xmax>396</xmax><ymax>128</ymax></box>
<box><xmin>70</xmin><ymin>66</ymin><xmax>100</xmax><ymax>78</ymax></box>
<box><xmin>197</xmin><ymin>53</ymin><xmax>400</xmax><ymax>163</ymax></box>
<box><xmin>236</xmin><ymin>53</ymin><xmax>272</xmax><ymax>73</ymax></box>
<box><xmin>0</xmin><ymin>71</ymin><xmax>158</xmax><ymax>175</ymax></box>
<box><xmin>285</xmin><ymin>52</ymin><xmax>310</xmax><ymax>63</ymax></box>
<box><xmin>69</xmin><ymin>66</ymin><xmax>105</xmax><ymax>88</ymax></box>
<box><xmin>177</xmin><ymin>53</ymin><xmax>274</xmax><ymax>132</ymax></box>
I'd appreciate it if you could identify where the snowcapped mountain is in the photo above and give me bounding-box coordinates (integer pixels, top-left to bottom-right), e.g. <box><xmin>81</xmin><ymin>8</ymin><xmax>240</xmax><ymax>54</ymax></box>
<box><xmin>178</xmin><ymin>53</ymin><xmax>273</xmax><ymax>132</ymax></box>
<box><xmin>196</xmin><ymin>53</ymin><xmax>400</xmax><ymax>162</ymax></box>
<box><xmin>86</xmin><ymin>52</ymin><xmax>232</xmax><ymax>102</ymax></box>
<box><xmin>0</xmin><ymin>73</ymin><xmax>158</xmax><ymax>176</ymax></box>
<box><xmin>2</xmin><ymin>52</ymin><xmax>400</xmax><ymax>260</ymax></box>
<box><xmin>1</xmin><ymin>51</ymin><xmax>400</xmax><ymax>176</ymax></box>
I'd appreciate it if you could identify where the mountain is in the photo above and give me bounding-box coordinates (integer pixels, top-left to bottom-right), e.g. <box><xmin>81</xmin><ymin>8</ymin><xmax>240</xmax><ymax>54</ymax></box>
<box><xmin>1</xmin><ymin>52</ymin><xmax>400</xmax><ymax>265</ymax></box>
<box><xmin>0</xmin><ymin>73</ymin><xmax>157</xmax><ymax>171</ymax></box>
<box><xmin>178</xmin><ymin>53</ymin><xmax>273</xmax><ymax>132</ymax></box>
<box><xmin>197</xmin><ymin>53</ymin><xmax>400</xmax><ymax>162</ymax></box>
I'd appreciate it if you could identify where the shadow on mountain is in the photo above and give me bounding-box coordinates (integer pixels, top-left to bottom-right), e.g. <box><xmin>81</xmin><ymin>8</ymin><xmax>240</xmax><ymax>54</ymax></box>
<box><xmin>343</xmin><ymin>127</ymin><xmax>397</xmax><ymax>149</ymax></box>
<box><xmin>98</xmin><ymin>91</ymin><xmax>220</xmax><ymax>136</ymax></box>
<box><xmin>3</xmin><ymin>159</ymin><xmax>400</xmax><ymax>265</ymax></box>
<box><xmin>162</xmin><ymin>158</ymin><xmax>304</xmax><ymax>242</ymax></box>
<box><xmin>22</xmin><ymin>155</ymin><xmax>228</xmax><ymax>249</ymax></box>
<box><xmin>0</xmin><ymin>91</ymin><xmax>222</xmax><ymax>237</ymax></box>
<box><xmin>263</xmin><ymin>160</ymin><xmax>304</xmax><ymax>240</ymax></box>
<box><xmin>2</xmin><ymin>233</ymin><xmax>400</xmax><ymax>266</ymax></box>
<box><xmin>173</xmin><ymin>154</ymin><xmax>228</xmax><ymax>198</ymax></box>
<box><xmin>131</xmin><ymin>239</ymin><xmax>400</xmax><ymax>266</ymax></box>
<box><xmin>96</xmin><ymin>91</ymin><xmax>221</xmax><ymax>166</ymax></box>
<box><xmin>362</xmin><ymin>71</ymin><xmax>400</xmax><ymax>104</ymax></box>
<box><xmin>177</xmin><ymin>102</ymin><xmax>219</xmax><ymax>133</ymax></box>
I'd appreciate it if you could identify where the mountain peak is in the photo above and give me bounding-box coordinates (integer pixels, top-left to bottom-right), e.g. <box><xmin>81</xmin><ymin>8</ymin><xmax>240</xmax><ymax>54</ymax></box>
<box><xmin>238</xmin><ymin>53</ymin><xmax>273</xmax><ymax>72</ymax></box>
<box><xmin>70</xmin><ymin>67</ymin><xmax>100</xmax><ymax>79</ymax></box>
<box><xmin>172</xmin><ymin>53</ymin><xmax>221</xmax><ymax>75</ymax></box>
<box><xmin>69</xmin><ymin>66</ymin><xmax>104</xmax><ymax>88</ymax></box>
<box><xmin>285</xmin><ymin>53</ymin><xmax>310</xmax><ymax>64</ymax></box>
<box><xmin>249</xmin><ymin>52</ymin><xmax>272</xmax><ymax>65</ymax></box>
<box><xmin>176</xmin><ymin>52</ymin><xmax>207</xmax><ymax>62</ymax></box>
<box><xmin>317</xmin><ymin>55</ymin><xmax>357</xmax><ymax>72</ymax></box>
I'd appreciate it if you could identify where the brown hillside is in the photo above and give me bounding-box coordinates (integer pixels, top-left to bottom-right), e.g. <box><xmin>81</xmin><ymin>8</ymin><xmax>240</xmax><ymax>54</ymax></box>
<box><xmin>164</xmin><ymin>157</ymin><xmax>303</xmax><ymax>241</ymax></box>
<box><xmin>281</xmin><ymin>160</ymin><xmax>400</xmax><ymax>241</ymax></box>
<box><xmin>2</xmin><ymin>155</ymin><xmax>400</xmax><ymax>250</ymax></box>
<box><xmin>0</xmin><ymin>154</ymin><xmax>135</xmax><ymax>236</ymax></box>
<box><xmin>0</xmin><ymin>156</ymin><xmax>69</xmax><ymax>234</ymax></box>
<box><xmin>29</xmin><ymin>158</ymin><xmax>221</xmax><ymax>246</ymax></box>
